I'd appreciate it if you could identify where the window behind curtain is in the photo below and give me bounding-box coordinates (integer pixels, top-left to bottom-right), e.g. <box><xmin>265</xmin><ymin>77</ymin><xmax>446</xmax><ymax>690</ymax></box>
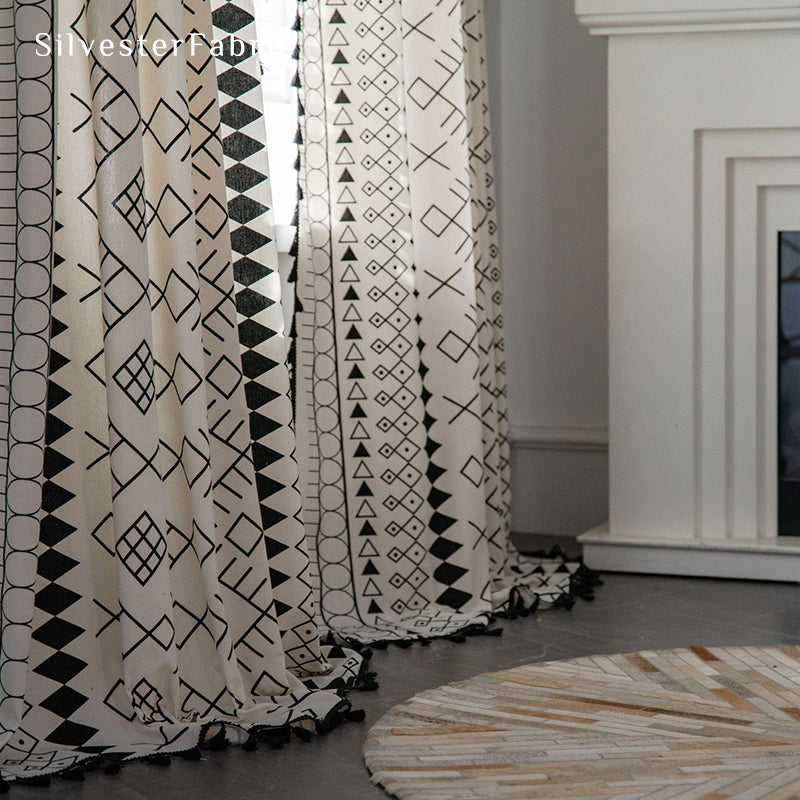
<box><xmin>254</xmin><ymin>0</ymin><xmax>297</xmax><ymax>240</ymax></box>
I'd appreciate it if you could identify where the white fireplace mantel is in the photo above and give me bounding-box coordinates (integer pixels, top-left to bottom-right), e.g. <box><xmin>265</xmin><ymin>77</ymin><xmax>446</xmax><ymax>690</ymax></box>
<box><xmin>575</xmin><ymin>0</ymin><xmax>800</xmax><ymax>580</ymax></box>
<box><xmin>576</xmin><ymin>0</ymin><xmax>800</xmax><ymax>34</ymax></box>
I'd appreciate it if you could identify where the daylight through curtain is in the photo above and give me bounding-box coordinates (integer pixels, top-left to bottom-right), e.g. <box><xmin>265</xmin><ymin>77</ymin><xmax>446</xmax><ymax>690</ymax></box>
<box><xmin>295</xmin><ymin>0</ymin><xmax>594</xmax><ymax>644</ymax></box>
<box><xmin>0</xmin><ymin>0</ymin><xmax>362</xmax><ymax>781</ymax></box>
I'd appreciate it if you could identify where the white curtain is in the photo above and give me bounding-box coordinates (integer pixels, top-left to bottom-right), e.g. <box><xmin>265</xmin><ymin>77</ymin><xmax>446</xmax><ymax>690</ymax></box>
<box><xmin>0</xmin><ymin>0</ymin><xmax>361</xmax><ymax>780</ymax></box>
<box><xmin>0</xmin><ymin>0</ymin><xmax>597</xmax><ymax>782</ymax></box>
<box><xmin>296</xmin><ymin>0</ymin><xmax>592</xmax><ymax>644</ymax></box>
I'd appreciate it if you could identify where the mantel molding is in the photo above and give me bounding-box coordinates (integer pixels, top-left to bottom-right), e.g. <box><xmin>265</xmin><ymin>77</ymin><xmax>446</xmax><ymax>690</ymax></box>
<box><xmin>574</xmin><ymin>0</ymin><xmax>800</xmax><ymax>579</ymax></box>
<box><xmin>575</xmin><ymin>0</ymin><xmax>800</xmax><ymax>34</ymax></box>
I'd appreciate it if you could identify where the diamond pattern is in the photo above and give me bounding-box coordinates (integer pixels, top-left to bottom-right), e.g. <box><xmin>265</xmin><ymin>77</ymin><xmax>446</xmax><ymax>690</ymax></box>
<box><xmin>295</xmin><ymin>0</ymin><xmax>579</xmax><ymax>644</ymax></box>
<box><xmin>0</xmin><ymin>0</ymin><xmax>365</xmax><ymax>779</ymax></box>
<box><xmin>116</xmin><ymin>512</ymin><xmax>167</xmax><ymax>586</ymax></box>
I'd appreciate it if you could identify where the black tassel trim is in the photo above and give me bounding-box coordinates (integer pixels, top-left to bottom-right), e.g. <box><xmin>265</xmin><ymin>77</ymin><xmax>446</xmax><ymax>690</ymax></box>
<box><xmin>145</xmin><ymin>754</ymin><xmax>172</xmax><ymax>766</ymax></box>
<box><xmin>356</xmin><ymin>671</ymin><xmax>379</xmax><ymax>691</ymax></box>
<box><xmin>354</xmin><ymin>650</ymin><xmax>380</xmax><ymax>691</ymax></box>
<box><xmin>569</xmin><ymin>563</ymin><xmax>603</xmax><ymax>601</ymax></box>
<box><xmin>201</xmin><ymin>727</ymin><xmax>228</xmax><ymax>752</ymax></box>
<box><xmin>260</xmin><ymin>727</ymin><xmax>291</xmax><ymax>750</ymax></box>
<box><xmin>553</xmin><ymin>593</ymin><xmax>576</xmax><ymax>611</ymax></box>
<box><xmin>496</xmin><ymin>586</ymin><xmax>545</xmax><ymax>620</ymax></box>
<box><xmin>17</xmin><ymin>776</ymin><xmax>50</xmax><ymax>787</ymax></box>
<box><xmin>574</xmin><ymin>562</ymin><xmax>603</xmax><ymax>587</ymax></box>
<box><xmin>99</xmin><ymin>756</ymin><xmax>124</xmax><ymax>775</ymax></box>
<box><xmin>292</xmin><ymin>726</ymin><xmax>313</xmax><ymax>743</ymax></box>
<box><xmin>0</xmin><ymin>703</ymin><xmax>365</xmax><ymax>788</ymax></box>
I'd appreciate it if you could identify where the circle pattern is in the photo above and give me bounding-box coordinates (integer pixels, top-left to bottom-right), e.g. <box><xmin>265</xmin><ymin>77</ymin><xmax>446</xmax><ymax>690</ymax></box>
<box><xmin>0</xmin><ymin>0</ymin><xmax>55</xmax><ymax>735</ymax></box>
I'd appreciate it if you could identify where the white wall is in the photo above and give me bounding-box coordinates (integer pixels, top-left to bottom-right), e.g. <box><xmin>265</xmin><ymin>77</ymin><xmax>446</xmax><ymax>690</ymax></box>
<box><xmin>484</xmin><ymin>1</ymin><xmax>610</xmax><ymax>537</ymax></box>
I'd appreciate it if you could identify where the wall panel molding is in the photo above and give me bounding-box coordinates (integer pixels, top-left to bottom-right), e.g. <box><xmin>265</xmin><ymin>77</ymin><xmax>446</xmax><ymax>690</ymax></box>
<box><xmin>509</xmin><ymin>425</ymin><xmax>609</xmax><ymax>453</ymax></box>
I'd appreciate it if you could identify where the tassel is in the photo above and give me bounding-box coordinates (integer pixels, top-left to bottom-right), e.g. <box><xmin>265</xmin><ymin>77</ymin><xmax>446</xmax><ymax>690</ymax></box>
<box><xmin>292</xmin><ymin>726</ymin><xmax>313</xmax><ymax>743</ymax></box>
<box><xmin>243</xmin><ymin>734</ymin><xmax>259</xmax><ymax>752</ymax></box>
<box><xmin>547</xmin><ymin>545</ymin><xmax>566</xmax><ymax>560</ymax></box>
<box><xmin>179</xmin><ymin>747</ymin><xmax>202</xmax><ymax>761</ymax></box>
<box><xmin>61</xmin><ymin>767</ymin><xmax>85</xmax><ymax>782</ymax></box>
<box><xmin>0</xmin><ymin>778</ymin><xmax>9</xmax><ymax>794</ymax></box>
<box><xmin>17</xmin><ymin>776</ymin><xmax>50</xmax><ymax>787</ymax></box>
<box><xmin>484</xmin><ymin>627</ymin><xmax>503</xmax><ymax>637</ymax></box>
<box><xmin>145</xmin><ymin>754</ymin><xmax>171</xmax><ymax>766</ymax></box>
<box><xmin>357</xmin><ymin>676</ymin><xmax>379</xmax><ymax>691</ymax></box>
<box><xmin>203</xmin><ymin>728</ymin><xmax>228</xmax><ymax>751</ymax></box>
<box><xmin>554</xmin><ymin>593</ymin><xmax>576</xmax><ymax>611</ymax></box>
<box><xmin>344</xmin><ymin>709</ymin><xmax>366</xmax><ymax>722</ymax></box>
<box><xmin>101</xmin><ymin>757</ymin><xmax>123</xmax><ymax>775</ymax></box>
<box><xmin>261</xmin><ymin>728</ymin><xmax>290</xmax><ymax>750</ymax></box>
<box><xmin>575</xmin><ymin>562</ymin><xmax>604</xmax><ymax>587</ymax></box>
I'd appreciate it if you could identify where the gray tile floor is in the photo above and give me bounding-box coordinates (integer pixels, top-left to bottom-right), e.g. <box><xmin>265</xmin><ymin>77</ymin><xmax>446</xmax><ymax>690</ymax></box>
<box><xmin>16</xmin><ymin>566</ymin><xmax>800</xmax><ymax>799</ymax></box>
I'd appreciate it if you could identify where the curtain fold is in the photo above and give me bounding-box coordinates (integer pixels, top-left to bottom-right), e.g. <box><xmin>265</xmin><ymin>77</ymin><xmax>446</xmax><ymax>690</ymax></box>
<box><xmin>0</xmin><ymin>0</ymin><xmax>56</xmax><ymax>754</ymax></box>
<box><xmin>0</xmin><ymin>0</ymin><xmax>359</xmax><ymax>780</ymax></box>
<box><xmin>0</xmin><ymin>0</ymin><xmax>595</xmax><ymax>782</ymax></box>
<box><xmin>295</xmin><ymin>0</ymin><xmax>587</xmax><ymax>644</ymax></box>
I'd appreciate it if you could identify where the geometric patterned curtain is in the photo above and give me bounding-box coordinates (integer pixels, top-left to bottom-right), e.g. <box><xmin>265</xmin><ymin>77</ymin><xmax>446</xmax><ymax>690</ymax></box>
<box><xmin>296</xmin><ymin>0</ymin><xmax>591</xmax><ymax>644</ymax></box>
<box><xmin>0</xmin><ymin>0</ymin><xmax>361</xmax><ymax>782</ymax></box>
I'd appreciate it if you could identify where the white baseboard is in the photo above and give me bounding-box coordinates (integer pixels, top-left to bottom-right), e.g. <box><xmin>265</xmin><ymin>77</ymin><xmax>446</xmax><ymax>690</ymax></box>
<box><xmin>580</xmin><ymin>524</ymin><xmax>800</xmax><ymax>582</ymax></box>
<box><xmin>509</xmin><ymin>425</ymin><xmax>609</xmax><ymax>536</ymax></box>
<box><xmin>509</xmin><ymin>425</ymin><xmax>609</xmax><ymax>452</ymax></box>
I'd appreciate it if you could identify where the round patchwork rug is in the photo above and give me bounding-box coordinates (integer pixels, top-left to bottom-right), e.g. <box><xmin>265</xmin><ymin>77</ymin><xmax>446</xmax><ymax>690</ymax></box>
<box><xmin>364</xmin><ymin>646</ymin><xmax>800</xmax><ymax>800</ymax></box>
